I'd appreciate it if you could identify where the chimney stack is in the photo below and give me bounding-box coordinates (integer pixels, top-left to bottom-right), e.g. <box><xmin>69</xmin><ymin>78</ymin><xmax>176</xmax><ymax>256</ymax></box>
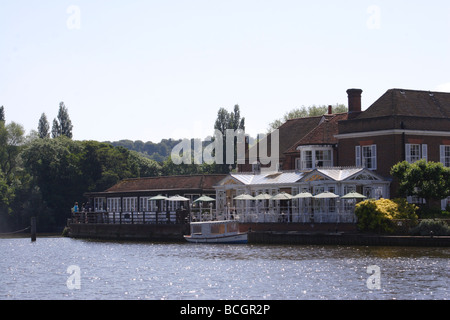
<box><xmin>347</xmin><ymin>88</ymin><xmax>363</xmax><ymax>119</ymax></box>
<box><xmin>328</xmin><ymin>105</ymin><xmax>333</xmax><ymax>115</ymax></box>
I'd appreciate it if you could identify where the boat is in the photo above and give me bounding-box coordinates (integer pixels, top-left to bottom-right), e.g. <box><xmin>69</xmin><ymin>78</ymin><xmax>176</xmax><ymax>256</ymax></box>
<box><xmin>184</xmin><ymin>220</ymin><xmax>248</xmax><ymax>244</ymax></box>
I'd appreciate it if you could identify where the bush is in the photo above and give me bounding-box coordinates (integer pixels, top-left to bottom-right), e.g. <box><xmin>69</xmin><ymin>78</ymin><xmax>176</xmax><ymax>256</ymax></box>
<box><xmin>355</xmin><ymin>198</ymin><xmax>418</xmax><ymax>234</ymax></box>
<box><xmin>410</xmin><ymin>219</ymin><xmax>450</xmax><ymax>236</ymax></box>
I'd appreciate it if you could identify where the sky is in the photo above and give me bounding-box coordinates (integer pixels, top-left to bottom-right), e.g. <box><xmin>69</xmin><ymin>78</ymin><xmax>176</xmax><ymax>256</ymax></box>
<box><xmin>1</xmin><ymin>0</ymin><xmax>450</xmax><ymax>143</ymax></box>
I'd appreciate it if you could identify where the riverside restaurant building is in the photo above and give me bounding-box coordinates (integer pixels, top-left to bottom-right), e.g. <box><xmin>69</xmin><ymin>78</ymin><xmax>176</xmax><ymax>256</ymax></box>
<box><xmin>79</xmin><ymin>87</ymin><xmax>450</xmax><ymax>226</ymax></box>
<box><xmin>214</xmin><ymin>167</ymin><xmax>390</xmax><ymax>224</ymax></box>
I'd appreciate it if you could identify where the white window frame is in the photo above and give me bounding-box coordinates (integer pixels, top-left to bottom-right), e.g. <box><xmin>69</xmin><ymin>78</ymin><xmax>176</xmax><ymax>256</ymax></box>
<box><xmin>406</xmin><ymin>144</ymin><xmax>428</xmax><ymax>163</ymax></box>
<box><xmin>440</xmin><ymin>145</ymin><xmax>450</xmax><ymax>167</ymax></box>
<box><xmin>107</xmin><ymin>198</ymin><xmax>121</xmax><ymax>212</ymax></box>
<box><xmin>123</xmin><ymin>197</ymin><xmax>137</xmax><ymax>212</ymax></box>
<box><xmin>356</xmin><ymin>145</ymin><xmax>377</xmax><ymax>170</ymax></box>
<box><xmin>301</xmin><ymin>150</ymin><xmax>313</xmax><ymax>170</ymax></box>
<box><xmin>299</xmin><ymin>146</ymin><xmax>333</xmax><ymax>170</ymax></box>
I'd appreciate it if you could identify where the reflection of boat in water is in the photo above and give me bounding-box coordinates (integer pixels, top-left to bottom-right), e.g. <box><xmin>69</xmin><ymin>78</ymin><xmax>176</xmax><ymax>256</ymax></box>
<box><xmin>184</xmin><ymin>220</ymin><xmax>248</xmax><ymax>244</ymax></box>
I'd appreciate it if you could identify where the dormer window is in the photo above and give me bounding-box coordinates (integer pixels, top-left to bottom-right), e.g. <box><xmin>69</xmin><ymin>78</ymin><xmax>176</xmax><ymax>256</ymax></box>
<box><xmin>298</xmin><ymin>146</ymin><xmax>333</xmax><ymax>171</ymax></box>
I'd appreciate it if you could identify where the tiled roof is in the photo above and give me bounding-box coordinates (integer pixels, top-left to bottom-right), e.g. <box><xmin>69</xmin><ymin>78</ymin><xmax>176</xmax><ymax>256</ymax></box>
<box><xmin>252</xmin><ymin>116</ymin><xmax>325</xmax><ymax>160</ymax></box>
<box><xmin>104</xmin><ymin>174</ymin><xmax>227</xmax><ymax>193</ymax></box>
<box><xmin>284</xmin><ymin>113</ymin><xmax>348</xmax><ymax>153</ymax></box>
<box><xmin>355</xmin><ymin>88</ymin><xmax>450</xmax><ymax>119</ymax></box>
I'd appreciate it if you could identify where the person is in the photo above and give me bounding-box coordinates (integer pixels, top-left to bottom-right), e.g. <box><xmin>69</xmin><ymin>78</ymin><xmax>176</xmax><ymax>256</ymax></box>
<box><xmin>73</xmin><ymin>202</ymin><xmax>79</xmax><ymax>223</ymax></box>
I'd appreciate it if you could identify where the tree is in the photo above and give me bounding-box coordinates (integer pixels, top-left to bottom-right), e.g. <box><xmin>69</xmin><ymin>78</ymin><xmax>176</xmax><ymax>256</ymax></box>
<box><xmin>51</xmin><ymin>102</ymin><xmax>73</xmax><ymax>139</ymax></box>
<box><xmin>267</xmin><ymin>104</ymin><xmax>347</xmax><ymax>132</ymax></box>
<box><xmin>57</xmin><ymin>102</ymin><xmax>73</xmax><ymax>138</ymax></box>
<box><xmin>51</xmin><ymin>119</ymin><xmax>61</xmax><ymax>138</ymax></box>
<box><xmin>391</xmin><ymin>160</ymin><xmax>450</xmax><ymax>210</ymax></box>
<box><xmin>38</xmin><ymin>113</ymin><xmax>50</xmax><ymax>138</ymax></box>
<box><xmin>213</xmin><ymin>105</ymin><xmax>245</xmax><ymax>173</ymax></box>
<box><xmin>0</xmin><ymin>106</ymin><xmax>5</xmax><ymax>122</ymax></box>
<box><xmin>0</xmin><ymin>121</ymin><xmax>25</xmax><ymax>183</ymax></box>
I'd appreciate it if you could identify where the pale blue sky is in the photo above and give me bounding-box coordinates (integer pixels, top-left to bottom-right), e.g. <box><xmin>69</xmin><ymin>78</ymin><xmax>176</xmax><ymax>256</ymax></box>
<box><xmin>1</xmin><ymin>0</ymin><xmax>450</xmax><ymax>142</ymax></box>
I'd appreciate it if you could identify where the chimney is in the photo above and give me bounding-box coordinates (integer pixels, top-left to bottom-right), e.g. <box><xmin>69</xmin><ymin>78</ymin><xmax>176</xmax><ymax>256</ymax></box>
<box><xmin>328</xmin><ymin>105</ymin><xmax>333</xmax><ymax>115</ymax></box>
<box><xmin>347</xmin><ymin>89</ymin><xmax>363</xmax><ymax>119</ymax></box>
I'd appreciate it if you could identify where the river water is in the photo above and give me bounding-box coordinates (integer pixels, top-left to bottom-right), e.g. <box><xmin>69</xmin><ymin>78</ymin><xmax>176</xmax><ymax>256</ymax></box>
<box><xmin>0</xmin><ymin>237</ymin><xmax>448</xmax><ymax>300</ymax></box>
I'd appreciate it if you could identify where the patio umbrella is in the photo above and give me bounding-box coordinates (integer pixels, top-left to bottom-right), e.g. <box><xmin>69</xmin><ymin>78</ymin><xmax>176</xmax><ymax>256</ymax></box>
<box><xmin>314</xmin><ymin>191</ymin><xmax>340</xmax><ymax>199</ymax></box>
<box><xmin>254</xmin><ymin>193</ymin><xmax>272</xmax><ymax>200</ymax></box>
<box><xmin>341</xmin><ymin>192</ymin><xmax>367</xmax><ymax>199</ymax></box>
<box><xmin>149</xmin><ymin>194</ymin><xmax>168</xmax><ymax>200</ymax></box>
<box><xmin>293</xmin><ymin>192</ymin><xmax>313</xmax><ymax>199</ymax></box>
<box><xmin>271</xmin><ymin>192</ymin><xmax>293</xmax><ymax>200</ymax></box>
<box><xmin>193</xmin><ymin>195</ymin><xmax>215</xmax><ymax>203</ymax></box>
<box><xmin>234</xmin><ymin>194</ymin><xmax>255</xmax><ymax>200</ymax></box>
<box><xmin>167</xmin><ymin>195</ymin><xmax>190</xmax><ymax>201</ymax></box>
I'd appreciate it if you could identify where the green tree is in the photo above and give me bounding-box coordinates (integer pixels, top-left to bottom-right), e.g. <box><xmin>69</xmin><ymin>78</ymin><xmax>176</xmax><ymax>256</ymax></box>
<box><xmin>0</xmin><ymin>106</ymin><xmax>5</xmax><ymax>122</ymax></box>
<box><xmin>38</xmin><ymin>113</ymin><xmax>50</xmax><ymax>139</ymax></box>
<box><xmin>391</xmin><ymin>160</ymin><xmax>450</xmax><ymax>210</ymax></box>
<box><xmin>213</xmin><ymin>105</ymin><xmax>245</xmax><ymax>173</ymax></box>
<box><xmin>56</xmin><ymin>102</ymin><xmax>73</xmax><ymax>138</ymax></box>
<box><xmin>51</xmin><ymin>102</ymin><xmax>73</xmax><ymax>139</ymax></box>
<box><xmin>0</xmin><ymin>121</ymin><xmax>25</xmax><ymax>183</ymax></box>
<box><xmin>51</xmin><ymin>118</ymin><xmax>61</xmax><ymax>138</ymax></box>
<box><xmin>268</xmin><ymin>104</ymin><xmax>348</xmax><ymax>132</ymax></box>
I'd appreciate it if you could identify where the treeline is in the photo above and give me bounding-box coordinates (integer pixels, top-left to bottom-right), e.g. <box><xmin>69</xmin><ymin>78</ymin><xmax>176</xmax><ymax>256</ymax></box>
<box><xmin>0</xmin><ymin>104</ymin><xmax>165</xmax><ymax>232</ymax></box>
<box><xmin>106</xmin><ymin>139</ymin><xmax>181</xmax><ymax>162</ymax></box>
<box><xmin>0</xmin><ymin>104</ymin><xmax>243</xmax><ymax>232</ymax></box>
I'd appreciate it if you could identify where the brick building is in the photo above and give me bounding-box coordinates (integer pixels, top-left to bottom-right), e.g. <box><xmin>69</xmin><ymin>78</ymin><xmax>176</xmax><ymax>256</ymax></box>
<box><xmin>336</xmin><ymin>88</ymin><xmax>450</xmax><ymax>208</ymax></box>
<box><xmin>238</xmin><ymin>87</ymin><xmax>450</xmax><ymax>209</ymax></box>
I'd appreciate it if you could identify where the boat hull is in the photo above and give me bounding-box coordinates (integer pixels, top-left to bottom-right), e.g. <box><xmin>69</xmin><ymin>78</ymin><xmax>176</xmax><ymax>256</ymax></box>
<box><xmin>184</xmin><ymin>233</ymin><xmax>248</xmax><ymax>244</ymax></box>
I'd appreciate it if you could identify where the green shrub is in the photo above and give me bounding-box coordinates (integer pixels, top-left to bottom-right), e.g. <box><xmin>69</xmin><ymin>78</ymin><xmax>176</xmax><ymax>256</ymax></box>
<box><xmin>355</xmin><ymin>198</ymin><xmax>418</xmax><ymax>234</ymax></box>
<box><xmin>410</xmin><ymin>219</ymin><xmax>450</xmax><ymax>236</ymax></box>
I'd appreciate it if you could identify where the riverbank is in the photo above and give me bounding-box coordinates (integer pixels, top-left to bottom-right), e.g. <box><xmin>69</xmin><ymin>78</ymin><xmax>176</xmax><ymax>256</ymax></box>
<box><xmin>0</xmin><ymin>233</ymin><xmax>62</xmax><ymax>239</ymax></box>
<box><xmin>248</xmin><ymin>231</ymin><xmax>450</xmax><ymax>247</ymax></box>
<box><xmin>66</xmin><ymin>223</ymin><xmax>450</xmax><ymax>247</ymax></box>
<box><xmin>68</xmin><ymin>223</ymin><xmax>189</xmax><ymax>242</ymax></box>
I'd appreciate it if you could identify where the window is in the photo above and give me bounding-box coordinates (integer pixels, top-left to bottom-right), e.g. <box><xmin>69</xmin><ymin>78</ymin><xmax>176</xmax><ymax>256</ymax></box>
<box><xmin>406</xmin><ymin>144</ymin><xmax>427</xmax><ymax>163</ymax></box>
<box><xmin>299</xmin><ymin>146</ymin><xmax>333</xmax><ymax>170</ymax></box>
<box><xmin>295</xmin><ymin>158</ymin><xmax>301</xmax><ymax>170</ymax></box>
<box><xmin>440</xmin><ymin>145</ymin><xmax>450</xmax><ymax>167</ymax></box>
<box><xmin>301</xmin><ymin>150</ymin><xmax>313</xmax><ymax>170</ymax></box>
<box><xmin>107</xmin><ymin>198</ymin><xmax>121</xmax><ymax>212</ymax></box>
<box><xmin>356</xmin><ymin>145</ymin><xmax>377</xmax><ymax>170</ymax></box>
<box><xmin>315</xmin><ymin>150</ymin><xmax>332</xmax><ymax>168</ymax></box>
<box><xmin>123</xmin><ymin>197</ymin><xmax>137</xmax><ymax>212</ymax></box>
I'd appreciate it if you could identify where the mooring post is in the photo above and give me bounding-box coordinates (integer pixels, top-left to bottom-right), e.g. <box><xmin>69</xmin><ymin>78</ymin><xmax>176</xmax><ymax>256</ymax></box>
<box><xmin>31</xmin><ymin>217</ymin><xmax>37</xmax><ymax>242</ymax></box>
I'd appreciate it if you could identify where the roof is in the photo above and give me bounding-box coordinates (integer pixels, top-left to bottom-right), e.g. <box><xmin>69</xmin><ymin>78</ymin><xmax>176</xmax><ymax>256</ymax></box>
<box><xmin>99</xmin><ymin>174</ymin><xmax>227</xmax><ymax>194</ymax></box>
<box><xmin>355</xmin><ymin>88</ymin><xmax>450</xmax><ymax>120</ymax></box>
<box><xmin>285</xmin><ymin>113</ymin><xmax>348</xmax><ymax>153</ymax></box>
<box><xmin>276</xmin><ymin>116</ymin><xmax>328</xmax><ymax>156</ymax></box>
<box><xmin>217</xmin><ymin>171</ymin><xmax>304</xmax><ymax>186</ymax></box>
<box><xmin>245</xmin><ymin>116</ymin><xmax>324</xmax><ymax>160</ymax></box>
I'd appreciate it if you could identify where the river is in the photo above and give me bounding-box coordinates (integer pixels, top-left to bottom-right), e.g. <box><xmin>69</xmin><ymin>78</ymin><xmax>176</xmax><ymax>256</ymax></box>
<box><xmin>0</xmin><ymin>237</ymin><xmax>448</xmax><ymax>300</ymax></box>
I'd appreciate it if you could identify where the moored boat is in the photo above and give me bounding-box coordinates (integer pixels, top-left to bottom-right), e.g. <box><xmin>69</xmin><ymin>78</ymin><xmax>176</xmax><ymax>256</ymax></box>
<box><xmin>184</xmin><ymin>220</ymin><xmax>248</xmax><ymax>244</ymax></box>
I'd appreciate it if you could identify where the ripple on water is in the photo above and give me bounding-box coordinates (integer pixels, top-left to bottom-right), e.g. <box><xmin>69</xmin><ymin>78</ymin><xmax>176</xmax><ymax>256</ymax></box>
<box><xmin>0</xmin><ymin>238</ymin><xmax>448</xmax><ymax>300</ymax></box>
